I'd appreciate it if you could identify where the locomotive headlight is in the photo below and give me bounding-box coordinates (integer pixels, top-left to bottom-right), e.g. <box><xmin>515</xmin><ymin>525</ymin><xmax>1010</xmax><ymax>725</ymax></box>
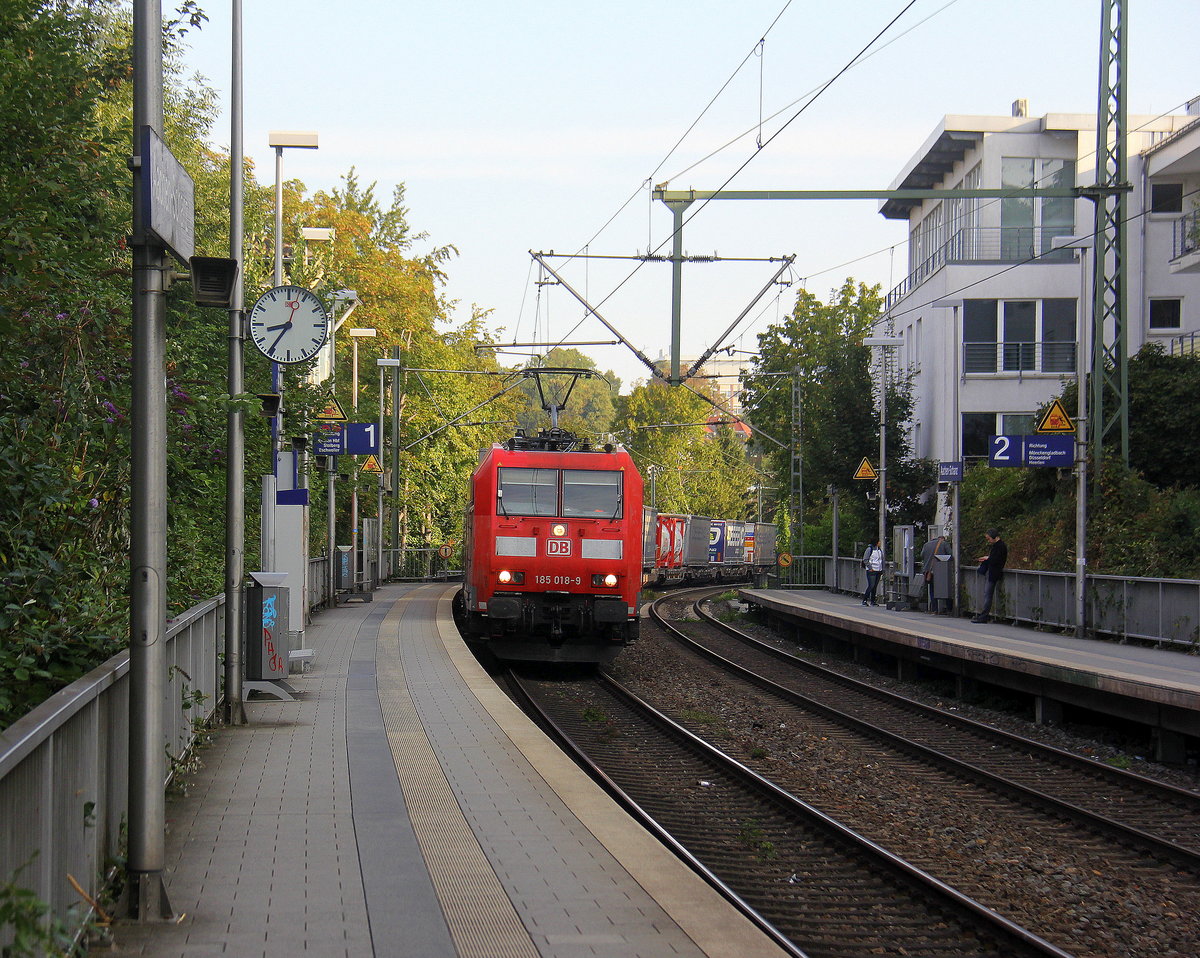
<box><xmin>592</xmin><ymin>573</ymin><xmax>619</xmax><ymax>588</ymax></box>
<box><xmin>498</xmin><ymin>570</ymin><xmax>525</xmax><ymax>585</ymax></box>
<box><xmin>552</xmin><ymin>523</ymin><xmax>567</xmax><ymax>537</ymax></box>
<box><xmin>498</xmin><ymin>570</ymin><xmax>512</xmax><ymax>584</ymax></box>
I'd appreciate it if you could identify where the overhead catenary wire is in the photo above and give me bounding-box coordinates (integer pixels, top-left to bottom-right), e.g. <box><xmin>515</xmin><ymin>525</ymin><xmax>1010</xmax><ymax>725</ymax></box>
<box><xmin>540</xmin><ymin>1</ymin><xmax>923</xmax><ymax>376</ymax></box>
<box><xmin>740</xmin><ymin>98</ymin><xmax>1200</xmax><ymax>343</ymax></box>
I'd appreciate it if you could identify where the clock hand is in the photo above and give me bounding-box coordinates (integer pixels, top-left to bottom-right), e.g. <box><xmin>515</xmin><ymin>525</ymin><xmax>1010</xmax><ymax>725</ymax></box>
<box><xmin>268</xmin><ymin>300</ymin><xmax>302</xmax><ymax>353</ymax></box>
<box><xmin>269</xmin><ymin>325</ymin><xmax>290</xmax><ymax>354</ymax></box>
<box><xmin>265</xmin><ymin>322</ymin><xmax>290</xmax><ymax>331</ymax></box>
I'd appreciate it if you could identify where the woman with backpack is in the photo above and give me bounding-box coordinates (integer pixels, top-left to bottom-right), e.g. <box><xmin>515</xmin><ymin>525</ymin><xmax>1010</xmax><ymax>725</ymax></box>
<box><xmin>861</xmin><ymin>539</ymin><xmax>884</xmax><ymax>607</ymax></box>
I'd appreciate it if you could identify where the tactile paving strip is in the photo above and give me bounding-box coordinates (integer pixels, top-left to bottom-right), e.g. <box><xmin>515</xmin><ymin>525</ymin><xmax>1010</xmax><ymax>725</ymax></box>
<box><xmin>376</xmin><ymin>592</ymin><xmax>539</xmax><ymax>958</ymax></box>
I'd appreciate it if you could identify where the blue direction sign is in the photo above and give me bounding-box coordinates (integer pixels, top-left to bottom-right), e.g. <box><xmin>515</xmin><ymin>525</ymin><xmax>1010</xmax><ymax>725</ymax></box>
<box><xmin>312</xmin><ymin>430</ymin><xmax>344</xmax><ymax>455</ymax></box>
<box><xmin>938</xmin><ymin>461</ymin><xmax>964</xmax><ymax>482</ymax></box>
<box><xmin>343</xmin><ymin>422</ymin><xmax>380</xmax><ymax>456</ymax></box>
<box><xmin>990</xmin><ymin>435</ymin><xmax>1075</xmax><ymax>468</ymax></box>
<box><xmin>1025</xmin><ymin>435</ymin><xmax>1074</xmax><ymax>467</ymax></box>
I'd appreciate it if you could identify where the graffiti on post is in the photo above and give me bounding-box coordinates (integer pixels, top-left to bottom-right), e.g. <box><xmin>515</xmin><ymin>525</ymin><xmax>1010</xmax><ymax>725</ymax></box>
<box><xmin>262</xmin><ymin>593</ymin><xmax>284</xmax><ymax>675</ymax></box>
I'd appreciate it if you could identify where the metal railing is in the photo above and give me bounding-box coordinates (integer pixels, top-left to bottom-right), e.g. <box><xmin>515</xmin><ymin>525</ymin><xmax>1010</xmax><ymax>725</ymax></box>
<box><xmin>0</xmin><ymin>596</ymin><xmax>224</xmax><ymax>946</ymax></box>
<box><xmin>0</xmin><ymin>545</ymin><xmax>415</xmax><ymax>942</ymax></box>
<box><xmin>1169</xmin><ymin>331</ymin><xmax>1200</xmax><ymax>357</ymax></box>
<box><xmin>1172</xmin><ymin>208</ymin><xmax>1200</xmax><ymax>260</ymax></box>
<box><xmin>962</xmin><ymin>340</ymin><xmax>1077</xmax><ymax>376</ymax></box>
<box><xmin>887</xmin><ymin>226</ymin><xmax>1075</xmax><ymax>309</ymax></box>
<box><xmin>964</xmin><ymin>567</ymin><xmax>1200</xmax><ymax>648</ymax></box>
<box><xmin>785</xmin><ymin>557</ymin><xmax>1200</xmax><ymax>649</ymax></box>
<box><xmin>391</xmin><ymin>547</ymin><xmax>462</xmax><ymax>581</ymax></box>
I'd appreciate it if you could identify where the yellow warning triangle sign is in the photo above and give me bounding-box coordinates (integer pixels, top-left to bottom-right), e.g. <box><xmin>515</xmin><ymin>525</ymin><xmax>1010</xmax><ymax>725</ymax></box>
<box><xmin>314</xmin><ymin>395</ymin><xmax>348</xmax><ymax>422</ymax></box>
<box><xmin>853</xmin><ymin>457</ymin><xmax>878</xmax><ymax>481</ymax></box>
<box><xmin>361</xmin><ymin>455</ymin><xmax>383</xmax><ymax>474</ymax></box>
<box><xmin>1035</xmin><ymin>398</ymin><xmax>1076</xmax><ymax>434</ymax></box>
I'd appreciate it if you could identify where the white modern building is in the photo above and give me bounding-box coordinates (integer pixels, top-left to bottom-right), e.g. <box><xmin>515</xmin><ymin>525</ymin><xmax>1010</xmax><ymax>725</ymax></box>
<box><xmin>880</xmin><ymin>98</ymin><xmax>1200</xmax><ymax>465</ymax></box>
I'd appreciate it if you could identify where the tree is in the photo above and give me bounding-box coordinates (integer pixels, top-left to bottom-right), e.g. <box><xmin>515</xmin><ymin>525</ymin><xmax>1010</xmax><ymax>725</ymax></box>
<box><xmin>741</xmin><ymin>279</ymin><xmax>933</xmax><ymax>549</ymax></box>
<box><xmin>614</xmin><ymin>377</ymin><xmax>758</xmax><ymax>519</ymax></box>
<box><xmin>1054</xmin><ymin>342</ymin><xmax>1200</xmax><ymax>490</ymax></box>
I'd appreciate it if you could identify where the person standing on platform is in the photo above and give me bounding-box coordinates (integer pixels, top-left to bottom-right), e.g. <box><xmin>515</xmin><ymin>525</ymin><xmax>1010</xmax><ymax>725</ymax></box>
<box><xmin>972</xmin><ymin>528</ymin><xmax>1008</xmax><ymax>623</ymax></box>
<box><xmin>861</xmin><ymin>539</ymin><xmax>884</xmax><ymax>607</ymax></box>
<box><xmin>921</xmin><ymin>533</ymin><xmax>951</xmax><ymax>613</ymax></box>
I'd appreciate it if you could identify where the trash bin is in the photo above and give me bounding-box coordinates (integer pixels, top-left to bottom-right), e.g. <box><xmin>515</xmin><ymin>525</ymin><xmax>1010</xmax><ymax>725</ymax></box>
<box><xmin>336</xmin><ymin>545</ymin><xmax>353</xmax><ymax>592</ymax></box>
<box><xmin>245</xmin><ymin>571</ymin><xmax>288</xmax><ymax>681</ymax></box>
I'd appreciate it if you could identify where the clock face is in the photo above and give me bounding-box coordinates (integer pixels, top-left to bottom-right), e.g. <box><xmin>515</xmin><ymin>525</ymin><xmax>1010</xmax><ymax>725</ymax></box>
<box><xmin>248</xmin><ymin>285</ymin><xmax>329</xmax><ymax>364</ymax></box>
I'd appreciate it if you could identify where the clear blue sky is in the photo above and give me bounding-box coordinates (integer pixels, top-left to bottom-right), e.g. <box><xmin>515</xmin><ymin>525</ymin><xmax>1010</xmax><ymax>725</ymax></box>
<box><xmin>182</xmin><ymin>0</ymin><xmax>1200</xmax><ymax>390</ymax></box>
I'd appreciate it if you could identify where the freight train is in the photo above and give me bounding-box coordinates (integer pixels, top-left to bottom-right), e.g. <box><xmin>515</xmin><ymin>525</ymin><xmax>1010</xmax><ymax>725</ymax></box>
<box><xmin>647</xmin><ymin>513</ymin><xmax>777</xmax><ymax>586</ymax></box>
<box><xmin>455</xmin><ymin>426</ymin><xmax>779</xmax><ymax>665</ymax></box>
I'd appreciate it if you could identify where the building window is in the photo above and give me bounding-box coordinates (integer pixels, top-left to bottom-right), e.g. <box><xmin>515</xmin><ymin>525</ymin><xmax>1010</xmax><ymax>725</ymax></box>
<box><xmin>1149</xmin><ymin>298</ymin><xmax>1182</xmax><ymax>330</ymax></box>
<box><xmin>1151</xmin><ymin>182</ymin><xmax>1183</xmax><ymax>214</ymax></box>
<box><xmin>963</xmin><ymin>298</ymin><xmax>1076</xmax><ymax>373</ymax></box>
<box><xmin>1042</xmin><ymin>299</ymin><xmax>1077</xmax><ymax>371</ymax></box>
<box><xmin>1002</xmin><ymin>301</ymin><xmax>1036</xmax><ymax>371</ymax></box>
<box><xmin>1002</xmin><ymin>414</ymin><xmax>1036</xmax><ymax>435</ymax></box>
<box><xmin>962</xmin><ymin>413</ymin><xmax>996</xmax><ymax>458</ymax></box>
<box><xmin>1001</xmin><ymin>157</ymin><xmax>1075</xmax><ymax>259</ymax></box>
<box><xmin>963</xmin><ymin>299</ymin><xmax>997</xmax><ymax>373</ymax></box>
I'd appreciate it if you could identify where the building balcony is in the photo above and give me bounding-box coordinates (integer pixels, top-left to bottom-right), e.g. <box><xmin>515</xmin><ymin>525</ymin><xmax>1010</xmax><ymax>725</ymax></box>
<box><xmin>1170</xmin><ymin>210</ymin><xmax>1200</xmax><ymax>273</ymax></box>
<box><xmin>887</xmin><ymin>227</ymin><xmax>1076</xmax><ymax>309</ymax></box>
<box><xmin>963</xmin><ymin>340</ymin><xmax>1076</xmax><ymax>378</ymax></box>
<box><xmin>1169</xmin><ymin>332</ymin><xmax>1200</xmax><ymax>356</ymax></box>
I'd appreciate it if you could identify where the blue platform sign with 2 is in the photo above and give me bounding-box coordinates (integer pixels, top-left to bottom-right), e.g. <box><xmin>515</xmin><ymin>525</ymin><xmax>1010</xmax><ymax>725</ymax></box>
<box><xmin>989</xmin><ymin>434</ymin><xmax>1023</xmax><ymax>467</ymax></box>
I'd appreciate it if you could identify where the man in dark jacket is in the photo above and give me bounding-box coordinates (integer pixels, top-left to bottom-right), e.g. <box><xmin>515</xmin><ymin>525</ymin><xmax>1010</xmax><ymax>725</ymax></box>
<box><xmin>972</xmin><ymin>528</ymin><xmax>1008</xmax><ymax>623</ymax></box>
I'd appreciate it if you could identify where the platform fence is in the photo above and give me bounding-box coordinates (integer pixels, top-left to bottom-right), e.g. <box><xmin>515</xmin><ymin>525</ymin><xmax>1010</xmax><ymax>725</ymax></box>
<box><xmin>780</xmin><ymin>555</ymin><xmax>1200</xmax><ymax>649</ymax></box>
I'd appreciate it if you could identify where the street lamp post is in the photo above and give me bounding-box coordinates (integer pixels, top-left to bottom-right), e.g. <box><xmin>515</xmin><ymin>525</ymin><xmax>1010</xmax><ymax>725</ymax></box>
<box><xmin>348</xmin><ymin>328</ymin><xmax>376</xmax><ymax>592</ymax></box>
<box><xmin>864</xmin><ymin>335</ymin><xmax>903</xmax><ymax>599</ymax></box>
<box><xmin>932</xmin><ymin>299</ymin><xmax>963</xmax><ymax>616</ymax></box>
<box><xmin>376</xmin><ymin>358</ymin><xmax>402</xmax><ymax>579</ymax></box>
<box><xmin>1053</xmin><ymin>235</ymin><xmax>1096</xmax><ymax>638</ymax></box>
<box><xmin>266</xmin><ymin>130</ymin><xmax>318</xmax><ymax>488</ymax></box>
<box><xmin>314</xmin><ymin>290</ymin><xmax>357</xmax><ymax>604</ymax></box>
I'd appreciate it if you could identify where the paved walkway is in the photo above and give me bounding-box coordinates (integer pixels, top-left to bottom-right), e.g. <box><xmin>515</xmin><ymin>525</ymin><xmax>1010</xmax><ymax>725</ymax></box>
<box><xmin>111</xmin><ymin>583</ymin><xmax>786</xmax><ymax>958</ymax></box>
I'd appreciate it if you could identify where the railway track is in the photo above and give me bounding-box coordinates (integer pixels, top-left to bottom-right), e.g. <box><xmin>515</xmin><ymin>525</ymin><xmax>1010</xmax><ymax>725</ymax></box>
<box><xmin>510</xmin><ymin>669</ymin><xmax>1072</xmax><ymax>958</ymax></box>
<box><xmin>655</xmin><ymin>589</ymin><xmax>1200</xmax><ymax>871</ymax></box>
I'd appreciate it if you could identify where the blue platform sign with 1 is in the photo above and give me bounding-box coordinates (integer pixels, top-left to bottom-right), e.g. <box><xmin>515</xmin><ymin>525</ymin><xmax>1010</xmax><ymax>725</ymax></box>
<box><xmin>343</xmin><ymin>422</ymin><xmax>380</xmax><ymax>456</ymax></box>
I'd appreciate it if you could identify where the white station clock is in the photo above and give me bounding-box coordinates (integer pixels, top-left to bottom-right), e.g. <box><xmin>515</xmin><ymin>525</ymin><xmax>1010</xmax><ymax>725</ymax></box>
<box><xmin>248</xmin><ymin>285</ymin><xmax>329</xmax><ymax>364</ymax></box>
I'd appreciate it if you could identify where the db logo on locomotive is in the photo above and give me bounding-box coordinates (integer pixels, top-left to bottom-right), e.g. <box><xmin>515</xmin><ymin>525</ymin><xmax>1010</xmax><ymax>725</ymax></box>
<box><xmin>546</xmin><ymin>539</ymin><xmax>572</xmax><ymax>556</ymax></box>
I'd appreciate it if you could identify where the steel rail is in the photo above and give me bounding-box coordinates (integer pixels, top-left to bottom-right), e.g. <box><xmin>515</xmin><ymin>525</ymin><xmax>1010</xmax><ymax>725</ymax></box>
<box><xmin>649</xmin><ymin>590</ymin><xmax>1200</xmax><ymax>871</ymax></box>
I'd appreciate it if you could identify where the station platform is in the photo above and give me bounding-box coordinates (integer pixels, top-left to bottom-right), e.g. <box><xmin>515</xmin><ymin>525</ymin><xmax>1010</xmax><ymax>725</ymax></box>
<box><xmin>111</xmin><ymin>582</ymin><xmax>788</xmax><ymax>958</ymax></box>
<box><xmin>740</xmin><ymin>587</ymin><xmax>1200</xmax><ymax>760</ymax></box>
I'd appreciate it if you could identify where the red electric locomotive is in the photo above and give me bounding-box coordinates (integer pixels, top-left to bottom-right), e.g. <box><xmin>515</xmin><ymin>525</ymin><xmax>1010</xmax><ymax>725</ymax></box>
<box><xmin>457</xmin><ymin>427</ymin><xmax>644</xmax><ymax>665</ymax></box>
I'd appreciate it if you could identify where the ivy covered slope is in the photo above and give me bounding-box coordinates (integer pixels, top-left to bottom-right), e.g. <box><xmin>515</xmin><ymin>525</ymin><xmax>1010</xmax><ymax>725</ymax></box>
<box><xmin>0</xmin><ymin>2</ymin><xmax>497</xmax><ymax>730</ymax></box>
<box><xmin>1</xmin><ymin>0</ymin><xmax>148</xmax><ymax>728</ymax></box>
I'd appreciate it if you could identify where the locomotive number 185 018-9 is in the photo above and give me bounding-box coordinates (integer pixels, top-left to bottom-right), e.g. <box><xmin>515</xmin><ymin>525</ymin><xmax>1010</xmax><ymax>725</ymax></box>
<box><xmin>533</xmin><ymin>575</ymin><xmax>582</xmax><ymax>586</ymax></box>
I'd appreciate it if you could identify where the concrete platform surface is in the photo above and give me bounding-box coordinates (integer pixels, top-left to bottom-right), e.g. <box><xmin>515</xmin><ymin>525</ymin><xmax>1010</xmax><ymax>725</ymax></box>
<box><xmin>109</xmin><ymin>583</ymin><xmax>788</xmax><ymax>958</ymax></box>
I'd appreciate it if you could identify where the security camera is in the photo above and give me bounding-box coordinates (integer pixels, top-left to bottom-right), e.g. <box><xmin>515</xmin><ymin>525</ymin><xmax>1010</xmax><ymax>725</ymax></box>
<box><xmin>187</xmin><ymin>256</ymin><xmax>239</xmax><ymax>308</ymax></box>
<box><xmin>257</xmin><ymin>393</ymin><xmax>281</xmax><ymax>418</ymax></box>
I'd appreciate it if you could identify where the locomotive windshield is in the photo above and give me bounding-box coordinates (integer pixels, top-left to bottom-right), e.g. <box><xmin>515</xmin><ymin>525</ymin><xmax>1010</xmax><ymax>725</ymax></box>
<box><xmin>496</xmin><ymin>467</ymin><xmax>622</xmax><ymax>518</ymax></box>
<box><xmin>497</xmin><ymin>468</ymin><xmax>558</xmax><ymax>516</ymax></box>
<box><xmin>562</xmin><ymin>470</ymin><xmax>621</xmax><ymax>518</ymax></box>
